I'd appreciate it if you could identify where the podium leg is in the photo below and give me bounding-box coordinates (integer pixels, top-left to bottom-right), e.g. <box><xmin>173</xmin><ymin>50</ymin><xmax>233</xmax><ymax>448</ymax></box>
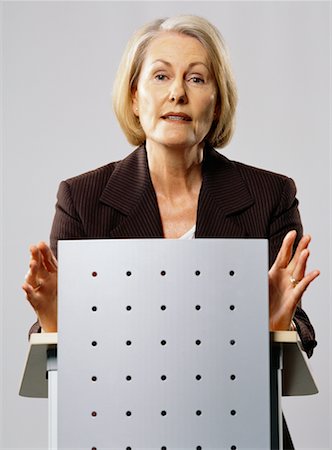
<box><xmin>270</xmin><ymin>342</ymin><xmax>283</xmax><ymax>450</ymax></box>
<box><xmin>47</xmin><ymin>348</ymin><xmax>58</xmax><ymax>450</ymax></box>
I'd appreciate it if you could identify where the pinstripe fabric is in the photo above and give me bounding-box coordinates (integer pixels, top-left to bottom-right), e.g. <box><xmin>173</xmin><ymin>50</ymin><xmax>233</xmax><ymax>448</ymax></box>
<box><xmin>32</xmin><ymin>143</ymin><xmax>317</xmax><ymax>357</ymax></box>
<box><xmin>28</xmin><ymin>142</ymin><xmax>312</xmax><ymax>448</ymax></box>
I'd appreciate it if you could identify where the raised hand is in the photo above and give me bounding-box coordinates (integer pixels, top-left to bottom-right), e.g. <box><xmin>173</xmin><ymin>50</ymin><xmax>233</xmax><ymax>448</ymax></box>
<box><xmin>22</xmin><ymin>242</ymin><xmax>58</xmax><ymax>332</ymax></box>
<box><xmin>268</xmin><ymin>230</ymin><xmax>320</xmax><ymax>331</ymax></box>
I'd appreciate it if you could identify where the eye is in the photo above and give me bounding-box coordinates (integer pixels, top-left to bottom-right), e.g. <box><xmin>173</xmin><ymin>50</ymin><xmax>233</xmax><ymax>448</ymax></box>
<box><xmin>155</xmin><ymin>74</ymin><xmax>168</xmax><ymax>81</ymax></box>
<box><xmin>189</xmin><ymin>76</ymin><xmax>205</xmax><ymax>84</ymax></box>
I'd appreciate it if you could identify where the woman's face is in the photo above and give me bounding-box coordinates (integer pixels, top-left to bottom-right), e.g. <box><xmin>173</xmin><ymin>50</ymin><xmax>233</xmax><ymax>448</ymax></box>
<box><xmin>132</xmin><ymin>32</ymin><xmax>217</xmax><ymax>151</ymax></box>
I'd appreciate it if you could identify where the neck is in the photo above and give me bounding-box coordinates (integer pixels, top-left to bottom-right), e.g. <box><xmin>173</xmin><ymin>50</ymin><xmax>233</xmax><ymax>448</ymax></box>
<box><xmin>146</xmin><ymin>141</ymin><xmax>204</xmax><ymax>199</ymax></box>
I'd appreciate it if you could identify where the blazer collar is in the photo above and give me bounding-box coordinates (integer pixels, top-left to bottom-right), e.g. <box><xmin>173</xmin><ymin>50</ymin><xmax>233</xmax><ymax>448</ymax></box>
<box><xmin>100</xmin><ymin>143</ymin><xmax>254</xmax><ymax>238</ymax></box>
<box><xmin>100</xmin><ymin>145</ymin><xmax>163</xmax><ymax>238</ymax></box>
<box><xmin>100</xmin><ymin>144</ymin><xmax>151</xmax><ymax>215</ymax></box>
<box><xmin>196</xmin><ymin>144</ymin><xmax>254</xmax><ymax>238</ymax></box>
<box><xmin>200</xmin><ymin>143</ymin><xmax>254</xmax><ymax>215</ymax></box>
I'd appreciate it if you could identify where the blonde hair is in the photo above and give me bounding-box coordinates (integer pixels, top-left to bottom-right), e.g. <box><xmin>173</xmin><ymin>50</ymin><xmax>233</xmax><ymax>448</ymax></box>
<box><xmin>112</xmin><ymin>15</ymin><xmax>237</xmax><ymax>148</ymax></box>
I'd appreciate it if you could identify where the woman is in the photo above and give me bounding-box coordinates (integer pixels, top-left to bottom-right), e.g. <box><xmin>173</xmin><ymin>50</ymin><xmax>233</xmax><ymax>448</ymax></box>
<box><xmin>23</xmin><ymin>16</ymin><xmax>319</xmax><ymax>355</ymax></box>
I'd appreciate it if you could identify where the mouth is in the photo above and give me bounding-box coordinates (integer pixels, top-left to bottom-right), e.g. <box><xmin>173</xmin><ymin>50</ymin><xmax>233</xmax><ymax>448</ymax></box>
<box><xmin>161</xmin><ymin>113</ymin><xmax>192</xmax><ymax>122</ymax></box>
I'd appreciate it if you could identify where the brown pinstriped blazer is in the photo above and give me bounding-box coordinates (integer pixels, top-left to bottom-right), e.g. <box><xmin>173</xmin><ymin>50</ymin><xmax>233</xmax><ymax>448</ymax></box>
<box><xmin>34</xmin><ymin>143</ymin><xmax>317</xmax><ymax>357</ymax></box>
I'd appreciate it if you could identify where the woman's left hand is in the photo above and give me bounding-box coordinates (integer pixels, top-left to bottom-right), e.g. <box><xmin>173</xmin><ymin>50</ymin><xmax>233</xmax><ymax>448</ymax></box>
<box><xmin>268</xmin><ymin>230</ymin><xmax>320</xmax><ymax>331</ymax></box>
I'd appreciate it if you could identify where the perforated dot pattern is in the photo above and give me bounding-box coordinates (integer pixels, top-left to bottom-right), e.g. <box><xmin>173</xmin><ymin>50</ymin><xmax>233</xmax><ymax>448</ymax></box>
<box><xmin>58</xmin><ymin>239</ymin><xmax>270</xmax><ymax>449</ymax></box>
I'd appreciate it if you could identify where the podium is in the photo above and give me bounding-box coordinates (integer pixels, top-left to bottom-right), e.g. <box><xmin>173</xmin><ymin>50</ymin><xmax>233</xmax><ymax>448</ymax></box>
<box><xmin>19</xmin><ymin>239</ymin><xmax>318</xmax><ymax>450</ymax></box>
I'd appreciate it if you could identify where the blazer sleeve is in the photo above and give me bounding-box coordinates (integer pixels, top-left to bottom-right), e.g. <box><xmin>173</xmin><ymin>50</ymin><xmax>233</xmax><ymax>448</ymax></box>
<box><xmin>50</xmin><ymin>180</ymin><xmax>87</xmax><ymax>258</ymax></box>
<box><xmin>268</xmin><ymin>177</ymin><xmax>317</xmax><ymax>357</ymax></box>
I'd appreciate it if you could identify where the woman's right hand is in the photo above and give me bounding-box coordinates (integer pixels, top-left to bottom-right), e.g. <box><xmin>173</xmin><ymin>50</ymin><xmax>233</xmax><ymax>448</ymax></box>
<box><xmin>22</xmin><ymin>242</ymin><xmax>58</xmax><ymax>332</ymax></box>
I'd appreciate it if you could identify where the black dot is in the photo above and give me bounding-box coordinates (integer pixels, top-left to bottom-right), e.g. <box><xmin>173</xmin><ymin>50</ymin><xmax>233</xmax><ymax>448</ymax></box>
<box><xmin>92</xmin><ymin>271</ymin><xmax>97</xmax><ymax>277</ymax></box>
<box><xmin>231</xmin><ymin>446</ymin><xmax>237</xmax><ymax>450</ymax></box>
<box><xmin>92</xmin><ymin>447</ymin><xmax>97</xmax><ymax>450</ymax></box>
<box><xmin>126</xmin><ymin>271</ymin><xmax>132</xmax><ymax>276</ymax></box>
<box><xmin>126</xmin><ymin>411</ymin><xmax>132</xmax><ymax>416</ymax></box>
<box><xmin>196</xmin><ymin>339</ymin><xmax>201</xmax><ymax>346</ymax></box>
<box><xmin>126</xmin><ymin>305</ymin><xmax>132</xmax><ymax>311</ymax></box>
<box><xmin>229</xmin><ymin>305</ymin><xmax>235</xmax><ymax>311</ymax></box>
<box><xmin>161</xmin><ymin>446</ymin><xmax>167</xmax><ymax>450</ymax></box>
<box><xmin>160</xmin><ymin>270</ymin><xmax>166</xmax><ymax>276</ymax></box>
<box><xmin>161</xmin><ymin>410</ymin><xmax>167</xmax><ymax>416</ymax></box>
<box><xmin>126</xmin><ymin>340</ymin><xmax>132</xmax><ymax>346</ymax></box>
<box><xmin>195</xmin><ymin>270</ymin><xmax>201</xmax><ymax>276</ymax></box>
<box><xmin>161</xmin><ymin>375</ymin><xmax>167</xmax><ymax>381</ymax></box>
<box><xmin>196</xmin><ymin>410</ymin><xmax>202</xmax><ymax>416</ymax></box>
<box><xmin>126</xmin><ymin>375</ymin><xmax>132</xmax><ymax>381</ymax></box>
<box><xmin>229</xmin><ymin>270</ymin><xmax>235</xmax><ymax>276</ymax></box>
<box><xmin>230</xmin><ymin>410</ymin><xmax>237</xmax><ymax>416</ymax></box>
<box><xmin>197</xmin><ymin>446</ymin><xmax>202</xmax><ymax>450</ymax></box>
<box><xmin>195</xmin><ymin>305</ymin><xmax>201</xmax><ymax>310</ymax></box>
<box><xmin>92</xmin><ymin>306</ymin><xmax>97</xmax><ymax>312</ymax></box>
<box><xmin>230</xmin><ymin>339</ymin><xmax>236</xmax><ymax>346</ymax></box>
<box><xmin>161</xmin><ymin>305</ymin><xmax>166</xmax><ymax>310</ymax></box>
<box><xmin>91</xmin><ymin>341</ymin><xmax>97</xmax><ymax>347</ymax></box>
<box><xmin>196</xmin><ymin>374</ymin><xmax>202</xmax><ymax>380</ymax></box>
<box><xmin>161</xmin><ymin>340</ymin><xmax>167</xmax><ymax>346</ymax></box>
<box><xmin>230</xmin><ymin>374</ymin><xmax>236</xmax><ymax>381</ymax></box>
<box><xmin>126</xmin><ymin>447</ymin><xmax>132</xmax><ymax>450</ymax></box>
<box><xmin>91</xmin><ymin>411</ymin><xmax>97</xmax><ymax>417</ymax></box>
<box><xmin>91</xmin><ymin>376</ymin><xmax>97</xmax><ymax>382</ymax></box>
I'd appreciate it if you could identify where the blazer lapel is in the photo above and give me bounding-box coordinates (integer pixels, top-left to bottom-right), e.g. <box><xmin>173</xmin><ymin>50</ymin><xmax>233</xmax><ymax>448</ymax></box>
<box><xmin>99</xmin><ymin>145</ymin><xmax>163</xmax><ymax>238</ymax></box>
<box><xmin>99</xmin><ymin>143</ymin><xmax>255</xmax><ymax>239</ymax></box>
<box><xmin>196</xmin><ymin>146</ymin><xmax>255</xmax><ymax>238</ymax></box>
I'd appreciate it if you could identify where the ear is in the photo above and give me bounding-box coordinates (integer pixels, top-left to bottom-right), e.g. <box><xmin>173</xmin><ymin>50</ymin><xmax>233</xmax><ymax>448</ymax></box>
<box><xmin>131</xmin><ymin>87</ymin><xmax>139</xmax><ymax>117</ymax></box>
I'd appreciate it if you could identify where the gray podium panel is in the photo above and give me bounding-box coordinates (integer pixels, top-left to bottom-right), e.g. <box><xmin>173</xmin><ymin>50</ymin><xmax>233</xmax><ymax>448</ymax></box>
<box><xmin>58</xmin><ymin>239</ymin><xmax>270</xmax><ymax>450</ymax></box>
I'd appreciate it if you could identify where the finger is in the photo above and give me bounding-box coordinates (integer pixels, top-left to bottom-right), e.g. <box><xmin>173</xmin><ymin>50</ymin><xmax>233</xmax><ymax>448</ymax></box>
<box><xmin>273</xmin><ymin>230</ymin><xmax>297</xmax><ymax>269</ymax></box>
<box><xmin>26</xmin><ymin>246</ymin><xmax>47</xmax><ymax>287</ymax></box>
<box><xmin>22</xmin><ymin>282</ymin><xmax>33</xmax><ymax>297</ymax></box>
<box><xmin>30</xmin><ymin>244</ymin><xmax>50</xmax><ymax>277</ymax></box>
<box><xmin>291</xmin><ymin>248</ymin><xmax>310</xmax><ymax>283</ymax></box>
<box><xmin>293</xmin><ymin>269</ymin><xmax>320</xmax><ymax>300</ymax></box>
<box><xmin>37</xmin><ymin>242</ymin><xmax>58</xmax><ymax>272</ymax></box>
<box><xmin>288</xmin><ymin>234</ymin><xmax>311</xmax><ymax>274</ymax></box>
<box><xmin>29</xmin><ymin>245</ymin><xmax>43</xmax><ymax>273</ymax></box>
<box><xmin>22</xmin><ymin>283</ymin><xmax>40</xmax><ymax>308</ymax></box>
<box><xmin>25</xmin><ymin>259</ymin><xmax>40</xmax><ymax>287</ymax></box>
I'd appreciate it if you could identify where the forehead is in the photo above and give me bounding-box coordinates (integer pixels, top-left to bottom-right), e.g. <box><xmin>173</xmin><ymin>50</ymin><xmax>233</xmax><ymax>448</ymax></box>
<box><xmin>142</xmin><ymin>32</ymin><xmax>210</xmax><ymax>67</ymax></box>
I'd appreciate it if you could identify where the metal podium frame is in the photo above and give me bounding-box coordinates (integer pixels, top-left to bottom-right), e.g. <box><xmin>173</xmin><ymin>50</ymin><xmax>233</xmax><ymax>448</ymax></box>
<box><xmin>20</xmin><ymin>331</ymin><xmax>318</xmax><ymax>450</ymax></box>
<box><xmin>19</xmin><ymin>239</ymin><xmax>318</xmax><ymax>450</ymax></box>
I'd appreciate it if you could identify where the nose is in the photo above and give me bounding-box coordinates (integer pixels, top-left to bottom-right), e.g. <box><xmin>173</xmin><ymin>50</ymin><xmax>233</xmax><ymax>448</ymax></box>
<box><xmin>169</xmin><ymin>78</ymin><xmax>188</xmax><ymax>104</ymax></box>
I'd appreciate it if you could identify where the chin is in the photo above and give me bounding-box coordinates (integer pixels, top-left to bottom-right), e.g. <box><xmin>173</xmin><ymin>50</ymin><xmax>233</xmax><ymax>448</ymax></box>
<box><xmin>163</xmin><ymin>140</ymin><xmax>197</xmax><ymax>150</ymax></box>
<box><xmin>157</xmin><ymin>133</ymin><xmax>197</xmax><ymax>149</ymax></box>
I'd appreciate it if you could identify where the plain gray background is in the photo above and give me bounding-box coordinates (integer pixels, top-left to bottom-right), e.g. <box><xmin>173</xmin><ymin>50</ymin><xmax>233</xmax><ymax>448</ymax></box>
<box><xmin>1</xmin><ymin>1</ymin><xmax>330</xmax><ymax>449</ymax></box>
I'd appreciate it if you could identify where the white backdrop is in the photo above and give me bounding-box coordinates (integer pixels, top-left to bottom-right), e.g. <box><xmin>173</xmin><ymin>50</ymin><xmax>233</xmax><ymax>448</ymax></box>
<box><xmin>1</xmin><ymin>1</ymin><xmax>330</xmax><ymax>449</ymax></box>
